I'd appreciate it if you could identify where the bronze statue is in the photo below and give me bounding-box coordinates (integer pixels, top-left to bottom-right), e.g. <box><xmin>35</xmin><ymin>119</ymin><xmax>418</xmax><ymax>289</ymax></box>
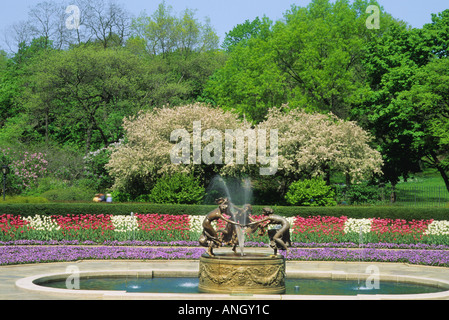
<box><xmin>198</xmin><ymin>198</ymin><xmax>240</xmax><ymax>256</ymax></box>
<box><xmin>217</xmin><ymin>216</ymin><xmax>239</xmax><ymax>253</ymax></box>
<box><xmin>199</xmin><ymin>199</ymin><xmax>291</xmax><ymax>256</ymax></box>
<box><xmin>217</xmin><ymin>203</ymin><xmax>252</xmax><ymax>253</ymax></box>
<box><xmin>247</xmin><ymin>207</ymin><xmax>291</xmax><ymax>255</ymax></box>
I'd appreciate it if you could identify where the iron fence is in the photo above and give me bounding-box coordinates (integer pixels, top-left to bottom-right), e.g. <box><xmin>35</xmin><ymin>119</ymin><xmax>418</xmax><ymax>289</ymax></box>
<box><xmin>334</xmin><ymin>184</ymin><xmax>449</xmax><ymax>208</ymax></box>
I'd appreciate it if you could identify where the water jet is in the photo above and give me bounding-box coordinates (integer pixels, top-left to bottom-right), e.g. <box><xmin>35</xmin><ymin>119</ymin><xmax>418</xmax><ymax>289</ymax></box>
<box><xmin>199</xmin><ymin>177</ymin><xmax>291</xmax><ymax>294</ymax></box>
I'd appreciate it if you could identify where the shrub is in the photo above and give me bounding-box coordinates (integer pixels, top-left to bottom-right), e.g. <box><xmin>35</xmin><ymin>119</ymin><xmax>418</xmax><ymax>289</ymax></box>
<box><xmin>110</xmin><ymin>190</ymin><xmax>132</xmax><ymax>203</ymax></box>
<box><xmin>0</xmin><ymin>148</ymin><xmax>31</xmax><ymax>195</ymax></box>
<box><xmin>83</xmin><ymin>143</ymin><xmax>119</xmax><ymax>191</ymax></box>
<box><xmin>1</xmin><ymin>202</ymin><xmax>449</xmax><ymax>221</ymax></box>
<box><xmin>41</xmin><ymin>187</ymin><xmax>95</xmax><ymax>202</ymax></box>
<box><xmin>336</xmin><ymin>183</ymin><xmax>391</xmax><ymax>205</ymax></box>
<box><xmin>0</xmin><ymin>196</ymin><xmax>49</xmax><ymax>204</ymax></box>
<box><xmin>0</xmin><ymin>148</ymin><xmax>48</xmax><ymax>191</ymax></box>
<box><xmin>149</xmin><ymin>173</ymin><xmax>205</xmax><ymax>204</ymax></box>
<box><xmin>285</xmin><ymin>178</ymin><xmax>337</xmax><ymax>206</ymax></box>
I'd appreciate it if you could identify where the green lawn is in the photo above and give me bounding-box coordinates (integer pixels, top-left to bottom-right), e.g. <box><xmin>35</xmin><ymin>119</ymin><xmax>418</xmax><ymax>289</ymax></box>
<box><xmin>332</xmin><ymin>168</ymin><xmax>449</xmax><ymax>207</ymax></box>
<box><xmin>394</xmin><ymin>169</ymin><xmax>449</xmax><ymax>207</ymax></box>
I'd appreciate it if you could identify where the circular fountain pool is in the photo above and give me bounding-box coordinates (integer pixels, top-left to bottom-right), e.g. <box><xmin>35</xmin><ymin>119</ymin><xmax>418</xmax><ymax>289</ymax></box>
<box><xmin>16</xmin><ymin>268</ymin><xmax>449</xmax><ymax>299</ymax></box>
<box><xmin>37</xmin><ymin>275</ymin><xmax>446</xmax><ymax>296</ymax></box>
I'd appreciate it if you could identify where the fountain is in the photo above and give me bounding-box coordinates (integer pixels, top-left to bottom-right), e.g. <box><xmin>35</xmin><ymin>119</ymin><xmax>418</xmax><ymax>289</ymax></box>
<box><xmin>198</xmin><ymin>177</ymin><xmax>291</xmax><ymax>294</ymax></box>
<box><xmin>16</xmin><ymin>175</ymin><xmax>449</xmax><ymax>299</ymax></box>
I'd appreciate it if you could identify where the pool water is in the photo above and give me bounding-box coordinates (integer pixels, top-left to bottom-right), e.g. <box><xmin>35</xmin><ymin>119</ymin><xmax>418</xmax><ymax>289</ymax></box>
<box><xmin>41</xmin><ymin>276</ymin><xmax>446</xmax><ymax>296</ymax></box>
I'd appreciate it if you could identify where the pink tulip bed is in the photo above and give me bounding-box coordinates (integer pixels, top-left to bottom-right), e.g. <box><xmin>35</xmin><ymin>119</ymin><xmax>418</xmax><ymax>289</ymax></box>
<box><xmin>2</xmin><ymin>213</ymin><xmax>449</xmax><ymax>266</ymax></box>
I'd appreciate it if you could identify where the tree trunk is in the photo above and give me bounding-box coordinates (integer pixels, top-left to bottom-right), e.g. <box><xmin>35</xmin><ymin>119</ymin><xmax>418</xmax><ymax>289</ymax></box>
<box><xmin>91</xmin><ymin>117</ymin><xmax>109</xmax><ymax>147</ymax></box>
<box><xmin>430</xmin><ymin>151</ymin><xmax>449</xmax><ymax>193</ymax></box>
<box><xmin>85</xmin><ymin>123</ymin><xmax>93</xmax><ymax>156</ymax></box>
<box><xmin>437</xmin><ymin>167</ymin><xmax>449</xmax><ymax>194</ymax></box>
<box><xmin>89</xmin><ymin>103</ymin><xmax>109</xmax><ymax>147</ymax></box>
<box><xmin>45</xmin><ymin>110</ymin><xmax>49</xmax><ymax>147</ymax></box>
<box><xmin>390</xmin><ymin>182</ymin><xmax>397</xmax><ymax>203</ymax></box>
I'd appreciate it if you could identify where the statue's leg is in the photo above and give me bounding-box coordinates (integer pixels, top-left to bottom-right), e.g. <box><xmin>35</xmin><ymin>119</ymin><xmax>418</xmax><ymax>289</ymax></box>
<box><xmin>273</xmin><ymin>227</ymin><xmax>289</xmax><ymax>251</ymax></box>
<box><xmin>269</xmin><ymin>239</ymin><xmax>277</xmax><ymax>255</ymax></box>
<box><xmin>274</xmin><ymin>238</ymin><xmax>288</xmax><ymax>251</ymax></box>
<box><xmin>204</xmin><ymin>230</ymin><xmax>221</xmax><ymax>247</ymax></box>
<box><xmin>207</xmin><ymin>246</ymin><xmax>214</xmax><ymax>257</ymax></box>
<box><xmin>199</xmin><ymin>233</ymin><xmax>208</xmax><ymax>248</ymax></box>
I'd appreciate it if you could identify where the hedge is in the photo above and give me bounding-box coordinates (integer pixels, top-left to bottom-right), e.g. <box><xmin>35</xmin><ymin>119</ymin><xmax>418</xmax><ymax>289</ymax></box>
<box><xmin>1</xmin><ymin>203</ymin><xmax>449</xmax><ymax>220</ymax></box>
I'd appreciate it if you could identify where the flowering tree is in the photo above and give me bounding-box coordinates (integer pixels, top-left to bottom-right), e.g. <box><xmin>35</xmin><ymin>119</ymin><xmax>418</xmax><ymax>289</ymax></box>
<box><xmin>0</xmin><ymin>148</ymin><xmax>48</xmax><ymax>192</ymax></box>
<box><xmin>107</xmin><ymin>103</ymin><xmax>383</xmax><ymax>198</ymax></box>
<box><xmin>106</xmin><ymin>103</ymin><xmax>251</xmax><ymax>194</ymax></box>
<box><xmin>257</xmin><ymin>106</ymin><xmax>383</xmax><ymax>186</ymax></box>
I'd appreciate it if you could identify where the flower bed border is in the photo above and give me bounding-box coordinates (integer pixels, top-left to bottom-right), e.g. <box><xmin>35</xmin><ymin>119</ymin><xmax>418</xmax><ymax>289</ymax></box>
<box><xmin>3</xmin><ymin>213</ymin><xmax>449</xmax><ymax>246</ymax></box>
<box><xmin>3</xmin><ymin>245</ymin><xmax>449</xmax><ymax>267</ymax></box>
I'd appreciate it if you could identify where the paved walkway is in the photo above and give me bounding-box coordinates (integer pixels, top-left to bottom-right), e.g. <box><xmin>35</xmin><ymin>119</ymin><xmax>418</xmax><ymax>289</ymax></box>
<box><xmin>3</xmin><ymin>246</ymin><xmax>449</xmax><ymax>300</ymax></box>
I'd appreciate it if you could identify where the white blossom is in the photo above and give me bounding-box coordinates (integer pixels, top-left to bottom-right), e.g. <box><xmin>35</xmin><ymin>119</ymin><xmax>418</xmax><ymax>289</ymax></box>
<box><xmin>189</xmin><ymin>215</ymin><xmax>204</xmax><ymax>234</ymax></box>
<box><xmin>110</xmin><ymin>215</ymin><xmax>138</xmax><ymax>233</ymax></box>
<box><xmin>257</xmin><ymin>106</ymin><xmax>383</xmax><ymax>182</ymax></box>
<box><xmin>107</xmin><ymin>103</ymin><xmax>252</xmax><ymax>190</ymax></box>
<box><xmin>344</xmin><ymin>218</ymin><xmax>372</xmax><ymax>234</ymax></box>
<box><xmin>24</xmin><ymin>215</ymin><xmax>60</xmax><ymax>232</ymax></box>
<box><xmin>425</xmin><ymin>220</ymin><xmax>449</xmax><ymax>236</ymax></box>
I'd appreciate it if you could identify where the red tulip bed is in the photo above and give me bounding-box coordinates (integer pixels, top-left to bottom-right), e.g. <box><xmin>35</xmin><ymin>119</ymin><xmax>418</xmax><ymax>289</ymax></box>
<box><xmin>2</xmin><ymin>213</ymin><xmax>449</xmax><ymax>266</ymax></box>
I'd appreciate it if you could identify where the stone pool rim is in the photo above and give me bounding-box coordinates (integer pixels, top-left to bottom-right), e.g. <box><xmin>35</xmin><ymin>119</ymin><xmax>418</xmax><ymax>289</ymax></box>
<box><xmin>15</xmin><ymin>267</ymin><xmax>449</xmax><ymax>300</ymax></box>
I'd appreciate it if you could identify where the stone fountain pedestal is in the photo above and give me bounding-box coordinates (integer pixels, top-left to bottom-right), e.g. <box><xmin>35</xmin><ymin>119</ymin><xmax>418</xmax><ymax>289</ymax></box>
<box><xmin>198</xmin><ymin>252</ymin><xmax>286</xmax><ymax>294</ymax></box>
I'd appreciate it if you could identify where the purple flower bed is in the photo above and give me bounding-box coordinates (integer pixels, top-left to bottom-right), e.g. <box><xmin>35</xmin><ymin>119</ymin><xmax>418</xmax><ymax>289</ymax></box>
<box><xmin>291</xmin><ymin>242</ymin><xmax>449</xmax><ymax>250</ymax></box>
<box><xmin>0</xmin><ymin>240</ymin><xmax>201</xmax><ymax>247</ymax></box>
<box><xmin>2</xmin><ymin>245</ymin><xmax>449</xmax><ymax>267</ymax></box>
<box><xmin>0</xmin><ymin>246</ymin><xmax>205</xmax><ymax>265</ymax></box>
<box><xmin>285</xmin><ymin>248</ymin><xmax>449</xmax><ymax>266</ymax></box>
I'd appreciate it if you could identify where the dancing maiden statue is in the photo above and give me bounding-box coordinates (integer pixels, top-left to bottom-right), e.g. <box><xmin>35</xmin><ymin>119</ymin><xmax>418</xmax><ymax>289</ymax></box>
<box><xmin>199</xmin><ymin>199</ymin><xmax>291</xmax><ymax>256</ymax></box>
<box><xmin>198</xmin><ymin>203</ymin><xmax>288</xmax><ymax>294</ymax></box>
<box><xmin>198</xmin><ymin>198</ymin><xmax>240</xmax><ymax>256</ymax></box>
<box><xmin>247</xmin><ymin>207</ymin><xmax>291</xmax><ymax>255</ymax></box>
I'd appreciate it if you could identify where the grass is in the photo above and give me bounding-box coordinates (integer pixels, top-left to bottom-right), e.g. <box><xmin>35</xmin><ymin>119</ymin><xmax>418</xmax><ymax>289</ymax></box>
<box><xmin>0</xmin><ymin>195</ymin><xmax>49</xmax><ymax>204</ymax></box>
<box><xmin>331</xmin><ymin>168</ymin><xmax>449</xmax><ymax>207</ymax></box>
<box><xmin>392</xmin><ymin>169</ymin><xmax>449</xmax><ymax>207</ymax></box>
<box><xmin>398</xmin><ymin>168</ymin><xmax>447</xmax><ymax>187</ymax></box>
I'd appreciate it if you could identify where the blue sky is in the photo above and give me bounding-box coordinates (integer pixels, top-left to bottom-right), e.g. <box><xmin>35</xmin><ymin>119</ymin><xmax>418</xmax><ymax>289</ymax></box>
<box><xmin>0</xmin><ymin>0</ymin><xmax>448</xmax><ymax>51</ymax></box>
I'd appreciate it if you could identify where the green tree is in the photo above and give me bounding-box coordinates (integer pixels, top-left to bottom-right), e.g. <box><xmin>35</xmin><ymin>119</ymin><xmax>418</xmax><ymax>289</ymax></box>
<box><xmin>397</xmin><ymin>57</ymin><xmax>449</xmax><ymax>192</ymax></box>
<box><xmin>222</xmin><ymin>16</ymin><xmax>272</xmax><ymax>52</ymax></box>
<box><xmin>0</xmin><ymin>37</ymin><xmax>52</xmax><ymax>146</ymax></box>
<box><xmin>130</xmin><ymin>1</ymin><xmax>219</xmax><ymax>57</ymax></box>
<box><xmin>421</xmin><ymin>10</ymin><xmax>449</xmax><ymax>59</ymax></box>
<box><xmin>354</xmin><ymin>23</ymin><xmax>424</xmax><ymax>190</ymax></box>
<box><xmin>203</xmin><ymin>37</ymin><xmax>287</xmax><ymax>123</ymax></box>
<box><xmin>21</xmin><ymin>45</ymin><xmax>150</xmax><ymax>153</ymax></box>
<box><xmin>128</xmin><ymin>1</ymin><xmax>224</xmax><ymax>106</ymax></box>
<box><xmin>204</xmin><ymin>0</ymin><xmax>393</xmax><ymax>122</ymax></box>
<box><xmin>354</xmin><ymin>10</ymin><xmax>449</xmax><ymax>195</ymax></box>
